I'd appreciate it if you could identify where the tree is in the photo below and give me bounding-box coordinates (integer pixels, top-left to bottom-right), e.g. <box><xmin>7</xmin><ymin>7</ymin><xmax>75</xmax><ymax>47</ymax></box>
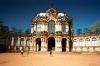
<box><xmin>17</xmin><ymin>29</ymin><xmax>23</xmax><ymax>34</ymax></box>
<box><xmin>1</xmin><ymin>26</ymin><xmax>9</xmax><ymax>32</ymax></box>
<box><xmin>88</xmin><ymin>29</ymin><xmax>91</xmax><ymax>34</ymax></box>
<box><xmin>89</xmin><ymin>20</ymin><xmax>100</xmax><ymax>32</ymax></box>
<box><xmin>83</xmin><ymin>28</ymin><xmax>89</xmax><ymax>34</ymax></box>
<box><xmin>25</xmin><ymin>29</ymin><xmax>30</xmax><ymax>34</ymax></box>
<box><xmin>95</xmin><ymin>28</ymin><xmax>99</xmax><ymax>33</ymax></box>
<box><xmin>11</xmin><ymin>27</ymin><xmax>17</xmax><ymax>32</ymax></box>
<box><xmin>77</xmin><ymin>29</ymin><xmax>82</xmax><ymax>34</ymax></box>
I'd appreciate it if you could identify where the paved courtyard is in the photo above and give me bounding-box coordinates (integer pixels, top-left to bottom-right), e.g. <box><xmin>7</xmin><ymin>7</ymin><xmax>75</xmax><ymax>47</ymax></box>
<box><xmin>0</xmin><ymin>52</ymin><xmax>100</xmax><ymax>66</ymax></box>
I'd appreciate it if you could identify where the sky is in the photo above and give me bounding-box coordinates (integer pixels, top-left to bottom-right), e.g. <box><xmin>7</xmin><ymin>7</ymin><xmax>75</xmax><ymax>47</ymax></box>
<box><xmin>0</xmin><ymin>0</ymin><xmax>100</xmax><ymax>33</ymax></box>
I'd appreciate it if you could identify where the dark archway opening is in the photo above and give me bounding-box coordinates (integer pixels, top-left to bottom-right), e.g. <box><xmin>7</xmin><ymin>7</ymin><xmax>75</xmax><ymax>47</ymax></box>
<box><xmin>48</xmin><ymin>37</ymin><xmax>55</xmax><ymax>51</ymax></box>
<box><xmin>36</xmin><ymin>38</ymin><xmax>41</xmax><ymax>51</ymax></box>
<box><xmin>62</xmin><ymin>38</ymin><xmax>66</xmax><ymax>52</ymax></box>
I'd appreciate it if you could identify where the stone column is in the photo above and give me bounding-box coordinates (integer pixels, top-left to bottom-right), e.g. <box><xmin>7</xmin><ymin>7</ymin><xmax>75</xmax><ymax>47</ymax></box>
<box><xmin>34</xmin><ymin>23</ymin><xmax>36</xmax><ymax>31</ymax></box>
<box><xmin>66</xmin><ymin>24</ymin><xmax>69</xmax><ymax>32</ymax></box>
<box><xmin>55</xmin><ymin>37</ymin><xmax>59</xmax><ymax>51</ymax></box>
<box><xmin>46</xmin><ymin>37</ymin><xmax>48</xmax><ymax>51</ymax></box>
<box><xmin>67</xmin><ymin>39</ymin><xmax>70</xmax><ymax>51</ymax></box>
<box><xmin>84</xmin><ymin>38</ymin><xmax>86</xmax><ymax>46</ymax></box>
<box><xmin>29</xmin><ymin>37</ymin><xmax>33</xmax><ymax>51</ymax></box>
<box><xmin>59</xmin><ymin>23</ymin><xmax>61</xmax><ymax>31</ymax></box>
<box><xmin>30</xmin><ymin>38</ymin><xmax>33</xmax><ymax>47</ymax></box>
<box><xmin>42</xmin><ymin>22</ymin><xmax>44</xmax><ymax>31</ymax></box>
<box><xmin>55</xmin><ymin>23</ymin><xmax>57</xmax><ymax>32</ymax></box>
<box><xmin>24</xmin><ymin>38</ymin><xmax>26</xmax><ymax>47</ymax></box>
<box><xmin>41</xmin><ymin>38</ymin><xmax>44</xmax><ymax>51</ymax></box>
<box><xmin>42</xmin><ymin>38</ymin><xmax>45</xmax><ymax>51</ymax></box>
<box><xmin>88</xmin><ymin>37</ymin><xmax>94</xmax><ymax>52</ymax></box>
<box><xmin>82</xmin><ymin>38</ymin><xmax>87</xmax><ymax>52</ymax></box>
<box><xmin>46</xmin><ymin>23</ymin><xmax>48</xmax><ymax>31</ymax></box>
<box><xmin>55</xmin><ymin>23</ymin><xmax>59</xmax><ymax>31</ymax></box>
<box><xmin>76</xmin><ymin>38</ymin><xmax>81</xmax><ymax>52</ymax></box>
<box><xmin>66</xmin><ymin>38</ymin><xmax>69</xmax><ymax>51</ymax></box>
<box><xmin>18</xmin><ymin>37</ymin><xmax>20</xmax><ymax>47</ymax></box>
<box><xmin>44</xmin><ymin>37</ymin><xmax>47</xmax><ymax>51</ymax></box>
<box><xmin>31</xmin><ymin>24</ymin><xmax>33</xmax><ymax>33</ymax></box>
<box><xmin>57</xmin><ymin>36</ymin><xmax>62</xmax><ymax>51</ymax></box>
<box><xmin>90</xmin><ymin>38</ymin><xmax>92</xmax><ymax>46</ymax></box>
<box><xmin>11</xmin><ymin>37</ymin><xmax>14</xmax><ymax>46</ymax></box>
<box><xmin>57</xmin><ymin>23</ymin><xmax>59</xmax><ymax>31</ymax></box>
<box><xmin>41</xmin><ymin>37</ymin><xmax>46</xmax><ymax>51</ymax></box>
<box><xmin>33</xmin><ymin>38</ymin><xmax>36</xmax><ymax>51</ymax></box>
<box><xmin>78</xmin><ymin>39</ymin><xmax>80</xmax><ymax>47</ymax></box>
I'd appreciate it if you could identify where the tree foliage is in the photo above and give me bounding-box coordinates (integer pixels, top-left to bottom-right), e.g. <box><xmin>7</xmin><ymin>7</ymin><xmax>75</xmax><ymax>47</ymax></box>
<box><xmin>89</xmin><ymin>20</ymin><xmax>100</xmax><ymax>32</ymax></box>
<box><xmin>25</xmin><ymin>29</ymin><xmax>30</xmax><ymax>34</ymax></box>
<box><xmin>77</xmin><ymin>29</ymin><xmax>82</xmax><ymax>34</ymax></box>
<box><xmin>11</xmin><ymin>27</ymin><xmax>17</xmax><ymax>32</ymax></box>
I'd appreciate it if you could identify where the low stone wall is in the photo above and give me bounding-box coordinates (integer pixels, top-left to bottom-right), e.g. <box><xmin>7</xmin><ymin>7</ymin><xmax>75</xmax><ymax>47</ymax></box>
<box><xmin>72</xmin><ymin>46</ymin><xmax>100</xmax><ymax>52</ymax></box>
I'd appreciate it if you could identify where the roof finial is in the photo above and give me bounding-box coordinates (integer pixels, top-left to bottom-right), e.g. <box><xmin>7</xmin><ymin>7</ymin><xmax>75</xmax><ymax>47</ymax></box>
<box><xmin>51</xmin><ymin>3</ymin><xmax>53</xmax><ymax>8</ymax></box>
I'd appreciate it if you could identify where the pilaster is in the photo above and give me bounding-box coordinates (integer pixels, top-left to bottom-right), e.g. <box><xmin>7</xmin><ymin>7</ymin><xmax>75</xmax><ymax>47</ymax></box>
<box><xmin>34</xmin><ymin>23</ymin><xmax>36</xmax><ymax>31</ymax></box>
<box><xmin>11</xmin><ymin>37</ymin><xmax>14</xmax><ymax>46</ymax></box>
<box><xmin>33</xmin><ymin>37</ymin><xmax>36</xmax><ymax>51</ymax></box>
<box><xmin>24</xmin><ymin>37</ymin><xmax>26</xmax><ymax>47</ymax></box>
<box><xmin>18</xmin><ymin>37</ymin><xmax>20</xmax><ymax>47</ymax></box>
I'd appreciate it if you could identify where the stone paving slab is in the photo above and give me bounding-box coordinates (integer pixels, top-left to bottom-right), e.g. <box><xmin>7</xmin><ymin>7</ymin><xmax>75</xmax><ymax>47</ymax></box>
<box><xmin>0</xmin><ymin>52</ymin><xmax>100</xmax><ymax>66</ymax></box>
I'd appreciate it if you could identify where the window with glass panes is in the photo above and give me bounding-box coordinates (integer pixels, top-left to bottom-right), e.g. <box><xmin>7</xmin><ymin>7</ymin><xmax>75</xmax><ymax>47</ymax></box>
<box><xmin>62</xmin><ymin>22</ymin><xmax>66</xmax><ymax>32</ymax></box>
<box><xmin>36</xmin><ymin>22</ymin><xmax>42</xmax><ymax>32</ymax></box>
<box><xmin>48</xmin><ymin>20</ymin><xmax>55</xmax><ymax>32</ymax></box>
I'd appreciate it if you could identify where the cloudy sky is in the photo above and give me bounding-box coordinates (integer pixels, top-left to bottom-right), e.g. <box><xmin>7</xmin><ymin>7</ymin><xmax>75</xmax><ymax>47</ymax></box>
<box><xmin>0</xmin><ymin>0</ymin><xmax>100</xmax><ymax>33</ymax></box>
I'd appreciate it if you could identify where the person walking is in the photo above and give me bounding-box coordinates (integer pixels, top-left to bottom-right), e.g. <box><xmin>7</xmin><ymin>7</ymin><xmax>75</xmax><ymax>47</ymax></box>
<box><xmin>21</xmin><ymin>49</ymin><xmax>23</xmax><ymax>56</ymax></box>
<box><xmin>50</xmin><ymin>50</ymin><xmax>52</xmax><ymax>56</ymax></box>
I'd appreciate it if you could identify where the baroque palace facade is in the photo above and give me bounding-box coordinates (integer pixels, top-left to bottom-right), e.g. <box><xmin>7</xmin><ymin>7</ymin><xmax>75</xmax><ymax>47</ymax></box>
<box><xmin>0</xmin><ymin>6</ymin><xmax>100</xmax><ymax>52</ymax></box>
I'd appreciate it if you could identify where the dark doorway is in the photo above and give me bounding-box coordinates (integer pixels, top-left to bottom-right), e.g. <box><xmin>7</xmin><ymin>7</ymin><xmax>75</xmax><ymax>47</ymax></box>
<box><xmin>48</xmin><ymin>37</ymin><xmax>55</xmax><ymax>51</ymax></box>
<box><xmin>36</xmin><ymin>38</ymin><xmax>41</xmax><ymax>51</ymax></box>
<box><xmin>62</xmin><ymin>38</ymin><xmax>66</xmax><ymax>52</ymax></box>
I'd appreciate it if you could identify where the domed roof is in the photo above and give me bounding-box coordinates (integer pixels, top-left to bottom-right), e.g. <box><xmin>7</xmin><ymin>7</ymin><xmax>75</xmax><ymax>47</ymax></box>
<box><xmin>89</xmin><ymin>20</ymin><xmax>100</xmax><ymax>32</ymax></box>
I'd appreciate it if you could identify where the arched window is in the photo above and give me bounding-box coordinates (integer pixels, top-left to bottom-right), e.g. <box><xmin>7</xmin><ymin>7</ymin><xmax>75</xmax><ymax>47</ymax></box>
<box><xmin>14</xmin><ymin>37</ymin><xmax>18</xmax><ymax>46</ymax></box>
<box><xmin>36</xmin><ymin>22</ymin><xmax>42</xmax><ymax>32</ymax></box>
<box><xmin>48</xmin><ymin>20</ymin><xmax>55</xmax><ymax>32</ymax></box>
<box><xmin>73</xmin><ymin>39</ymin><xmax>78</xmax><ymax>46</ymax></box>
<box><xmin>85</xmin><ymin>38</ymin><xmax>90</xmax><ymax>46</ymax></box>
<box><xmin>92</xmin><ymin>38</ymin><xmax>97</xmax><ymax>46</ymax></box>
<box><xmin>26</xmin><ymin>39</ymin><xmax>30</xmax><ymax>46</ymax></box>
<box><xmin>20</xmin><ymin>38</ymin><xmax>24</xmax><ymax>46</ymax></box>
<box><xmin>8</xmin><ymin>37</ymin><xmax>12</xmax><ymax>46</ymax></box>
<box><xmin>62</xmin><ymin>22</ymin><xmax>66</xmax><ymax>32</ymax></box>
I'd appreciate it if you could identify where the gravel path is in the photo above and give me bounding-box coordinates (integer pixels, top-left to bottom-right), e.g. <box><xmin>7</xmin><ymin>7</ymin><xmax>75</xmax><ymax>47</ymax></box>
<box><xmin>0</xmin><ymin>52</ymin><xmax>100</xmax><ymax>66</ymax></box>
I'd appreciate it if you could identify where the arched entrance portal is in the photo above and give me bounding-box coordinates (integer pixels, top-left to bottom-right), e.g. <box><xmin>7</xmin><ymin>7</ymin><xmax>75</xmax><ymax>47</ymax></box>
<box><xmin>48</xmin><ymin>37</ymin><xmax>55</xmax><ymax>51</ymax></box>
<box><xmin>36</xmin><ymin>38</ymin><xmax>41</xmax><ymax>51</ymax></box>
<box><xmin>62</xmin><ymin>38</ymin><xmax>66</xmax><ymax>52</ymax></box>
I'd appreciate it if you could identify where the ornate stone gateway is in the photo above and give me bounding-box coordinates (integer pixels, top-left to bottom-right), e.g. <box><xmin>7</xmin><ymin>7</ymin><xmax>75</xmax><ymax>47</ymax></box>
<box><xmin>31</xmin><ymin>5</ymin><xmax>73</xmax><ymax>52</ymax></box>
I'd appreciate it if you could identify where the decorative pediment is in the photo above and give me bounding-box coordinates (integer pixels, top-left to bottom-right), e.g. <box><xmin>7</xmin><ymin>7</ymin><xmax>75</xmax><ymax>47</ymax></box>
<box><xmin>46</xmin><ymin>8</ymin><xmax>58</xmax><ymax>18</ymax></box>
